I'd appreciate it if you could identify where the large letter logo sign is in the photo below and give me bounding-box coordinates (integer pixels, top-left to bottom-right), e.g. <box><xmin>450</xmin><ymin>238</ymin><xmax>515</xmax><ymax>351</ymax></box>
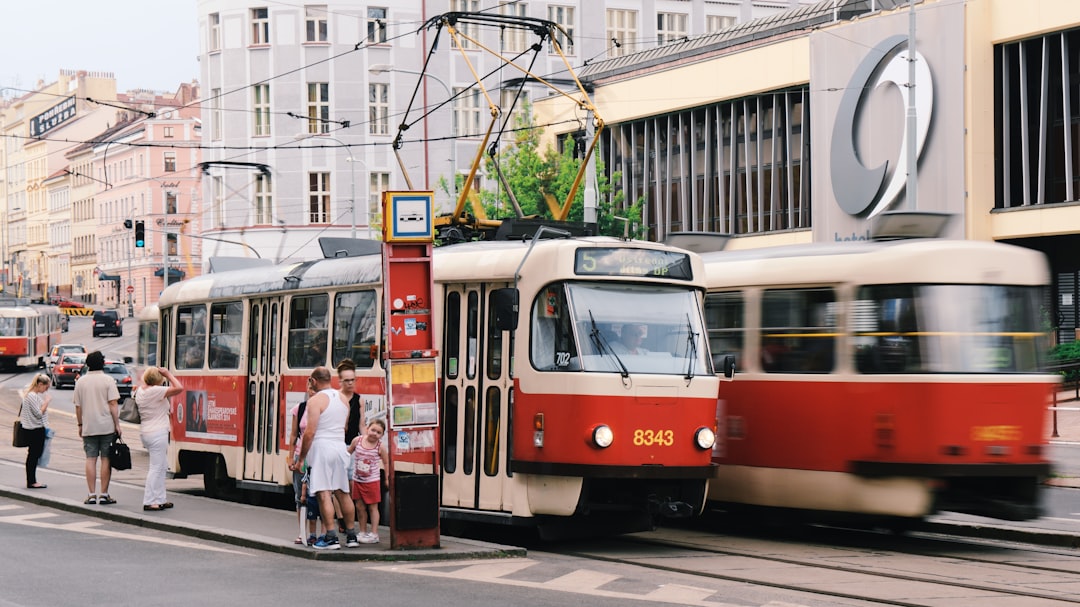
<box><xmin>830</xmin><ymin>35</ymin><xmax>933</xmax><ymax>218</ymax></box>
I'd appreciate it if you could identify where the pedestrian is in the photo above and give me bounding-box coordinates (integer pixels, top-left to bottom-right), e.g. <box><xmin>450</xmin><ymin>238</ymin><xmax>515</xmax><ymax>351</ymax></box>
<box><xmin>73</xmin><ymin>350</ymin><xmax>121</xmax><ymax>505</ymax></box>
<box><xmin>20</xmin><ymin>374</ymin><xmax>51</xmax><ymax>489</ymax></box>
<box><xmin>289</xmin><ymin>366</ymin><xmax>359</xmax><ymax>550</ymax></box>
<box><xmin>288</xmin><ymin>378</ymin><xmax>316</xmax><ymax>543</ymax></box>
<box><xmin>339</xmin><ymin>358</ymin><xmax>364</xmax><ymax>445</ymax></box>
<box><xmin>134</xmin><ymin>367</ymin><xmax>184</xmax><ymax>511</ymax></box>
<box><xmin>348</xmin><ymin>418</ymin><xmax>388</xmax><ymax>544</ymax></box>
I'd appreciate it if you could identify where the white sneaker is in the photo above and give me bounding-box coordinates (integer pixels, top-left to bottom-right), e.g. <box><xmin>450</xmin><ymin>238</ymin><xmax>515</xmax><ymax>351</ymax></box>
<box><xmin>360</xmin><ymin>532</ymin><xmax>379</xmax><ymax>544</ymax></box>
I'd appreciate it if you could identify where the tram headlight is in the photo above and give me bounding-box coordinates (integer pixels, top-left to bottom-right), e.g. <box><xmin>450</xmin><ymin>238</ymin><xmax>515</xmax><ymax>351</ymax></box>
<box><xmin>694</xmin><ymin>426</ymin><xmax>716</xmax><ymax>450</ymax></box>
<box><xmin>591</xmin><ymin>424</ymin><xmax>614</xmax><ymax>448</ymax></box>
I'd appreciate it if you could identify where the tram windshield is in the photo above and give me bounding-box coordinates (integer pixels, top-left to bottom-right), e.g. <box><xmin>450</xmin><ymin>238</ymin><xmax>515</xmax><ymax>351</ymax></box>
<box><xmin>853</xmin><ymin>284</ymin><xmax>1047</xmax><ymax>373</ymax></box>
<box><xmin>530</xmin><ymin>281</ymin><xmax>711</xmax><ymax>376</ymax></box>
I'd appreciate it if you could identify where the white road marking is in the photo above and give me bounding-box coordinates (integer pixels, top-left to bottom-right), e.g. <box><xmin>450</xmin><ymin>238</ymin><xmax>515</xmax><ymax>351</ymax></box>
<box><xmin>0</xmin><ymin>510</ymin><xmax>247</xmax><ymax>554</ymax></box>
<box><xmin>371</xmin><ymin>559</ymin><xmax>735</xmax><ymax>606</ymax></box>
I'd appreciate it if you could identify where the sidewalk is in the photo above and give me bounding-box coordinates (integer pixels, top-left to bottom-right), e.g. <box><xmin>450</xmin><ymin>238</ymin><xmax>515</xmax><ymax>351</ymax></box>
<box><xmin>0</xmin><ymin>388</ymin><xmax>522</xmax><ymax>561</ymax></box>
<box><xmin>3</xmin><ymin>387</ymin><xmax>1079</xmax><ymax>555</ymax></box>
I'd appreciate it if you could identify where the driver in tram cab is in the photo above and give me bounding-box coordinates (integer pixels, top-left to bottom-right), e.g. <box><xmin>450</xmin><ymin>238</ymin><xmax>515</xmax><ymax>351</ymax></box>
<box><xmin>610</xmin><ymin>323</ymin><xmax>650</xmax><ymax>356</ymax></box>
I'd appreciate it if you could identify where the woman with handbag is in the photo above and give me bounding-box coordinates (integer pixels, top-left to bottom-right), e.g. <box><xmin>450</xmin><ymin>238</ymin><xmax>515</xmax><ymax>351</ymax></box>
<box><xmin>134</xmin><ymin>367</ymin><xmax>184</xmax><ymax>511</ymax></box>
<box><xmin>20</xmin><ymin>374</ymin><xmax>51</xmax><ymax>489</ymax></box>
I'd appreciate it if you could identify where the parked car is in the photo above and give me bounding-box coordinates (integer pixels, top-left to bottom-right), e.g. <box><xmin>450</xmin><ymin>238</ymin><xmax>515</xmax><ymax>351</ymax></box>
<box><xmin>51</xmin><ymin>352</ymin><xmax>87</xmax><ymax>389</ymax></box>
<box><xmin>50</xmin><ymin>296</ymin><xmax>85</xmax><ymax>308</ymax></box>
<box><xmin>47</xmin><ymin>344</ymin><xmax>86</xmax><ymax>372</ymax></box>
<box><xmin>77</xmin><ymin>359</ymin><xmax>135</xmax><ymax>399</ymax></box>
<box><xmin>92</xmin><ymin>310</ymin><xmax>122</xmax><ymax>337</ymax></box>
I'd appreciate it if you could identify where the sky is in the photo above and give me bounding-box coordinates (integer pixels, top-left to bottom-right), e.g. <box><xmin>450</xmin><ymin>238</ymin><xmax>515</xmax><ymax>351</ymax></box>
<box><xmin>0</xmin><ymin>1</ymin><xmax>199</xmax><ymax>96</ymax></box>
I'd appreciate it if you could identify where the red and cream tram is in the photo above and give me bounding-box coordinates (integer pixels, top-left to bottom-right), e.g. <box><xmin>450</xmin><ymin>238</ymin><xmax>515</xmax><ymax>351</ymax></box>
<box><xmin>701</xmin><ymin>238</ymin><xmax>1057</xmax><ymax>523</ymax></box>
<box><xmin>0</xmin><ymin>302</ymin><xmax>65</xmax><ymax>370</ymax></box>
<box><xmin>150</xmin><ymin>236</ymin><xmax>726</xmax><ymax>535</ymax></box>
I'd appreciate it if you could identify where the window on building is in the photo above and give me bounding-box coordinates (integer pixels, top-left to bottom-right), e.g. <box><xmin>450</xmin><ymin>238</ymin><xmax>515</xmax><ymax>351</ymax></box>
<box><xmin>450</xmin><ymin>0</ymin><xmax>478</xmax><ymax>49</ymax></box>
<box><xmin>706</xmin><ymin>15</ymin><xmax>736</xmax><ymax>32</ymax></box>
<box><xmin>369</xmin><ymin>172</ymin><xmax>389</xmax><ymax>227</ymax></box>
<box><xmin>305</xmin><ymin>5</ymin><xmax>328</xmax><ymax>42</ymax></box>
<box><xmin>209</xmin><ymin>13</ymin><xmax>222</xmax><ymax>51</ymax></box>
<box><xmin>657</xmin><ymin>12</ymin><xmax>687</xmax><ymax>45</ymax></box>
<box><xmin>308</xmin><ymin>172</ymin><xmax>329</xmax><ymax>223</ymax></box>
<box><xmin>453</xmin><ymin>86</ymin><xmax>482</xmax><ymax>137</ymax></box>
<box><xmin>500</xmin><ymin>89</ymin><xmax>529</xmax><ymax>130</ymax></box>
<box><xmin>254</xmin><ymin>173</ymin><xmax>273</xmax><ymax>225</ymax></box>
<box><xmin>548</xmin><ymin>5</ymin><xmax>575</xmax><ymax>55</ymax></box>
<box><xmin>307</xmin><ymin>82</ymin><xmax>330</xmax><ymax>134</ymax></box>
<box><xmin>367</xmin><ymin>7</ymin><xmax>387</xmax><ymax>44</ymax></box>
<box><xmin>210</xmin><ymin>88</ymin><xmax>222</xmax><ymax>141</ymax></box>
<box><xmin>251</xmin><ymin>7</ymin><xmax>270</xmax><ymax>45</ymax></box>
<box><xmin>213</xmin><ymin>176</ymin><xmax>225</xmax><ymax>228</ymax></box>
<box><xmin>253</xmin><ymin>84</ymin><xmax>270</xmax><ymax>136</ymax></box>
<box><xmin>165</xmin><ymin>192</ymin><xmax>178</xmax><ymax>214</ymax></box>
<box><xmin>500</xmin><ymin>2</ymin><xmax>527</xmax><ymax>53</ymax></box>
<box><xmin>163</xmin><ymin>126</ymin><xmax>174</xmax><ymax>138</ymax></box>
<box><xmin>167</xmin><ymin>233</ymin><xmax>178</xmax><ymax>256</ymax></box>
<box><xmin>369</xmin><ymin>83</ymin><xmax>388</xmax><ymax>136</ymax></box>
<box><xmin>607</xmin><ymin>9</ymin><xmax>638</xmax><ymax>57</ymax></box>
<box><xmin>163</xmin><ymin>152</ymin><xmax>176</xmax><ymax>173</ymax></box>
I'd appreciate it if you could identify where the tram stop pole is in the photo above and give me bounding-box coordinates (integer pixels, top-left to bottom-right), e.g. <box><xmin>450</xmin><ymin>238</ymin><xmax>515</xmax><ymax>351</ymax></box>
<box><xmin>381</xmin><ymin>191</ymin><xmax>441</xmax><ymax>549</ymax></box>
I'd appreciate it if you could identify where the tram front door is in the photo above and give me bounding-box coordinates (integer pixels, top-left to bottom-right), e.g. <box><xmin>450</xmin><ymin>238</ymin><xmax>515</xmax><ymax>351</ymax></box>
<box><xmin>440</xmin><ymin>283</ymin><xmax>513</xmax><ymax>514</ymax></box>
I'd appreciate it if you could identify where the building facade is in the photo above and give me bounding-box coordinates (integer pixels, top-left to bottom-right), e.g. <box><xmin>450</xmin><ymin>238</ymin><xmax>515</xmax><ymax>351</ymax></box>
<box><xmin>195</xmin><ymin>0</ymin><xmax>815</xmax><ymax>262</ymax></box>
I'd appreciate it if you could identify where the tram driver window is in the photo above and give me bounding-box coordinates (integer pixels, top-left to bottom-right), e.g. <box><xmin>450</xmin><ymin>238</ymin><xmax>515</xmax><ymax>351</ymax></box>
<box><xmin>530</xmin><ymin>283</ymin><xmax>579</xmax><ymax>371</ymax></box>
<box><xmin>288</xmin><ymin>294</ymin><xmax>329</xmax><ymax>369</ymax></box>
<box><xmin>760</xmin><ymin>288</ymin><xmax>836</xmax><ymax>373</ymax></box>
<box><xmin>704</xmin><ymin>291</ymin><xmax>744</xmax><ymax>371</ymax></box>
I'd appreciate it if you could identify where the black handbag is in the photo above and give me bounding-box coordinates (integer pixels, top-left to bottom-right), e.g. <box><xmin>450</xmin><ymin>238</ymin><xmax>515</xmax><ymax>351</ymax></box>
<box><xmin>12</xmin><ymin>402</ymin><xmax>28</xmax><ymax>448</ymax></box>
<box><xmin>109</xmin><ymin>437</ymin><xmax>132</xmax><ymax>470</ymax></box>
<box><xmin>12</xmin><ymin>420</ymin><xmax>29</xmax><ymax>448</ymax></box>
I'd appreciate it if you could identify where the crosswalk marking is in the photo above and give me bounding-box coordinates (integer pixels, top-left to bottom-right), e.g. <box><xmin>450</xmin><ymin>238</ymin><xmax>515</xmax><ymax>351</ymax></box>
<box><xmin>545</xmin><ymin>570</ymin><xmax>620</xmax><ymax>591</ymax></box>
<box><xmin>644</xmin><ymin>584</ymin><xmax>716</xmax><ymax>602</ymax></box>
<box><xmin>372</xmin><ymin>559</ymin><xmax>731</xmax><ymax>606</ymax></box>
<box><xmin>0</xmin><ymin>509</ymin><xmax>247</xmax><ymax>554</ymax></box>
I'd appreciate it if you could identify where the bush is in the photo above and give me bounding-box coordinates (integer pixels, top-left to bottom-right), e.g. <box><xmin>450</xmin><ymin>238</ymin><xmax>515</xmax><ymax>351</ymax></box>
<box><xmin>1048</xmin><ymin>341</ymin><xmax>1080</xmax><ymax>383</ymax></box>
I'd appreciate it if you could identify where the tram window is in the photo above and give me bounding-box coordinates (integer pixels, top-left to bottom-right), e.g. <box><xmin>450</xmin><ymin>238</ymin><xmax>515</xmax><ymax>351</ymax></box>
<box><xmin>209</xmin><ymin>302</ymin><xmax>242</xmax><ymax>369</ymax></box>
<box><xmin>443</xmin><ymin>386</ymin><xmax>458</xmax><ymax>474</ymax></box>
<box><xmin>269</xmin><ymin>303</ymin><xmax>279</xmax><ymax>375</ymax></box>
<box><xmin>704</xmin><ymin>291</ymin><xmax>744</xmax><ymax>371</ymax></box>
<box><xmin>287</xmin><ymin>295</ymin><xmax>328</xmax><ymax>368</ymax></box>
<box><xmin>444</xmin><ymin>292</ymin><xmax>461</xmax><ymax>379</ymax></box>
<box><xmin>138</xmin><ymin>320</ymin><xmax>159</xmax><ymax>367</ymax></box>
<box><xmin>249</xmin><ymin>306</ymin><xmax>261</xmax><ymax>376</ymax></box>
<box><xmin>466</xmin><ymin>291</ymin><xmax>479</xmax><ymax>380</ymax></box>
<box><xmin>486</xmin><ymin>294</ymin><xmax>503</xmax><ymax>380</ymax></box>
<box><xmin>761</xmin><ymin>288</ymin><xmax>836</xmax><ymax>373</ymax></box>
<box><xmin>530</xmin><ymin>283</ymin><xmax>579</xmax><ymax>371</ymax></box>
<box><xmin>176</xmin><ymin>305</ymin><xmax>207</xmax><ymax>370</ymax></box>
<box><xmin>483</xmin><ymin>386</ymin><xmax>501</xmax><ymax>476</ymax></box>
<box><xmin>332</xmin><ymin>290</ymin><xmax>377</xmax><ymax>368</ymax></box>
<box><xmin>161</xmin><ymin>309</ymin><xmax>172</xmax><ymax>368</ymax></box>
<box><xmin>463</xmin><ymin>386</ymin><xmax>476</xmax><ymax>475</ymax></box>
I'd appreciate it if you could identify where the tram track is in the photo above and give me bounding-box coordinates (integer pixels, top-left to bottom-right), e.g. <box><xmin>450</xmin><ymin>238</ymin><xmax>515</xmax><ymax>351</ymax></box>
<box><xmin>555</xmin><ymin>525</ymin><xmax>1080</xmax><ymax>606</ymax></box>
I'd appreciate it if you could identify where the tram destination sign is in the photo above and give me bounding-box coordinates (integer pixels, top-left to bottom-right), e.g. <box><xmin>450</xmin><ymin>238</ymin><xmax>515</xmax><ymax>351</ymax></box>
<box><xmin>574</xmin><ymin>248</ymin><xmax>692</xmax><ymax>280</ymax></box>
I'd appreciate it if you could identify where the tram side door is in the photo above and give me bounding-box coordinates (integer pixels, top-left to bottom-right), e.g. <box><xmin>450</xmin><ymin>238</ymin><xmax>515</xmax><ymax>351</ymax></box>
<box><xmin>242</xmin><ymin>297</ymin><xmax>283</xmax><ymax>485</ymax></box>
<box><xmin>441</xmin><ymin>283</ymin><xmax>512</xmax><ymax>513</ymax></box>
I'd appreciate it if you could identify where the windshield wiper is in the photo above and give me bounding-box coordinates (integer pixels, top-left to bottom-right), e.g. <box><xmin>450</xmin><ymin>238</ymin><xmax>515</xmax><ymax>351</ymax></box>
<box><xmin>589</xmin><ymin>310</ymin><xmax>628</xmax><ymax>378</ymax></box>
<box><xmin>684</xmin><ymin>313</ymin><xmax>698</xmax><ymax>381</ymax></box>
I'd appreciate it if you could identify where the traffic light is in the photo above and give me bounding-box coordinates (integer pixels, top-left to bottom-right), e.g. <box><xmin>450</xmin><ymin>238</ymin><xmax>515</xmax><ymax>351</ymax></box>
<box><xmin>134</xmin><ymin>220</ymin><xmax>145</xmax><ymax>248</ymax></box>
<box><xmin>124</xmin><ymin>219</ymin><xmax>132</xmax><ymax>229</ymax></box>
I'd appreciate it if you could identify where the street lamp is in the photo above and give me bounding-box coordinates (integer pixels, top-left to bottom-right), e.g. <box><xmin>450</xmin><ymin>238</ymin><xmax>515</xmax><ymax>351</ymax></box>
<box><xmin>368</xmin><ymin>64</ymin><xmax>456</xmax><ymax>207</ymax></box>
<box><xmin>293</xmin><ymin>133</ymin><xmax>364</xmax><ymax>239</ymax></box>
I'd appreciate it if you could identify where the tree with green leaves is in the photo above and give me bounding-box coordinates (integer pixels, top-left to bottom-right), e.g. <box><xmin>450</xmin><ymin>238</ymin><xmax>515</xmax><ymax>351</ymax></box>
<box><xmin>438</xmin><ymin>101</ymin><xmax>645</xmax><ymax>240</ymax></box>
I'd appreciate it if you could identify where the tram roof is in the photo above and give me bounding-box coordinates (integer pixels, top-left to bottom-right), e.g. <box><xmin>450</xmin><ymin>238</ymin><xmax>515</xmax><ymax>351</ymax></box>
<box><xmin>699</xmin><ymin>238</ymin><xmax>1050</xmax><ymax>288</ymax></box>
<box><xmin>158</xmin><ymin>236</ymin><xmax>700</xmax><ymax>305</ymax></box>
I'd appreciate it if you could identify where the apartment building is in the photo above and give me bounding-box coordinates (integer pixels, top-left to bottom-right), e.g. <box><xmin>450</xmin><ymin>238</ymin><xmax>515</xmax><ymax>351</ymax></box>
<box><xmin>195</xmin><ymin>0</ymin><xmax>815</xmax><ymax>262</ymax></box>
